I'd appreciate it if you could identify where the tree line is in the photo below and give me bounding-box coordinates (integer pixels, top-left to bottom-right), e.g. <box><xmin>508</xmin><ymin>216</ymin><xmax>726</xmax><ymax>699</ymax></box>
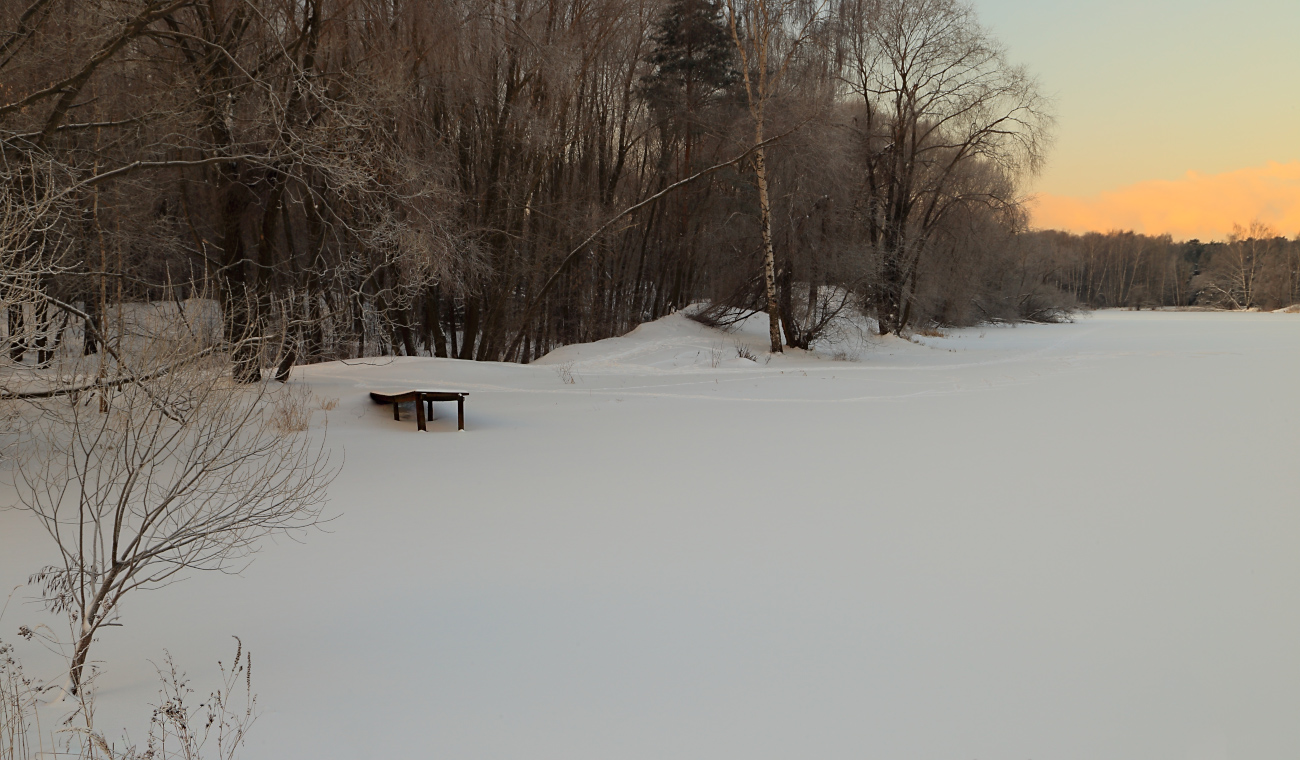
<box><xmin>1</xmin><ymin>0</ymin><xmax>1056</xmax><ymax>380</ymax></box>
<box><xmin>1026</xmin><ymin>222</ymin><xmax>1300</xmax><ymax>311</ymax></box>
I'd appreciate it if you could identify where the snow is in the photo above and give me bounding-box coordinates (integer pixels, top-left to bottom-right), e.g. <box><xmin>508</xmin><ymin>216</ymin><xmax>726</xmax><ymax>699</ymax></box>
<box><xmin>3</xmin><ymin>309</ymin><xmax>1300</xmax><ymax>759</ymax></box>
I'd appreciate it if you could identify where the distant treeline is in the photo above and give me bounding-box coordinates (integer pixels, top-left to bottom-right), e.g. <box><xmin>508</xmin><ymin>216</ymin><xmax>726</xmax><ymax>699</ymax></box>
<box><xmin>1024</xmin><ymin>222</ymin><xmax>1300</xmax><ymax>311</ymax></box>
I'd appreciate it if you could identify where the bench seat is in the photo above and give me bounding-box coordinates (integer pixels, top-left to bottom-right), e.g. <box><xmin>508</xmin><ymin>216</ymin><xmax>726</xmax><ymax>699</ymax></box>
<box><xmin>369</xmin><ymin>390</ymin><xmax>468</xmax><ymax>431</ymax></box>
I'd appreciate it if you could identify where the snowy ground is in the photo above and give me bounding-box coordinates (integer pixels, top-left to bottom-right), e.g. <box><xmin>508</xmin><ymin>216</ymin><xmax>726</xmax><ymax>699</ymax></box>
<box><xmin>3</xmin><ymin>309</ymin><xmax>1299</xmax><ymax>760</ymax></box>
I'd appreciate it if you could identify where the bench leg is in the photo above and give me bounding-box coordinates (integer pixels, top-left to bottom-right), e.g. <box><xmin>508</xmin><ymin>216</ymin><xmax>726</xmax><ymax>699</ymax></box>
<box><xmin>457</xmin><ymin>396</ymin><xmax>465</xmax><ymax>431</ymax></box>
<box><xmin>416</xmin><ymin>396</ymin><xmax>427</xmax><ymax>432</ymax></box>
<box><xmin>393</xmin><ymin>402</ymin><xmax>400</xmax><ymax>421</ymax></box>
<box><xmin>426</xmin><ymin>399</ymin><xmax>434</xmax><ymax>420</ymax></box>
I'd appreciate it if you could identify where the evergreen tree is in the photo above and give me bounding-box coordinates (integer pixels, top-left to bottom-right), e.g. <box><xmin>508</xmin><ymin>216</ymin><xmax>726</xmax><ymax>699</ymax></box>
<box><xmin>640</xmin><ymin>0</ymin><xmax>737</xmax><ymax>147</ymax></box>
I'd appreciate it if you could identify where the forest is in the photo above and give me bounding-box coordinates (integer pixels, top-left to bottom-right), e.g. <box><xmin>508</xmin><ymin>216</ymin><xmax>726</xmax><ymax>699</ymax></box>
<box><xmin>1025</xmin><ymin>223</ymin><xmax>1300</xmax><ymax>312</ymax></box>
<box><xmin>0</xmin><ymin>0</ymin><xmax>1061</xmax><ymax>380</ymax></box>
<box><xmin>4</xmin><ymin>0</ymin><xmax>1295</xmax><ymax>387</ymax></box>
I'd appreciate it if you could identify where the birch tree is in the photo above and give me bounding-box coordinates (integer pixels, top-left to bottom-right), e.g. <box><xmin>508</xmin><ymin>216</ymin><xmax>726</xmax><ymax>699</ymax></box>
<box><xmin>1211</xmin><ymin>222</ymin><xmax>1277</xmax><ymax>309</ymax></box>
<box><xmin>724</xmin><ymin>0</ymin><xmax>828</xmax><ymax>353</ymax></box>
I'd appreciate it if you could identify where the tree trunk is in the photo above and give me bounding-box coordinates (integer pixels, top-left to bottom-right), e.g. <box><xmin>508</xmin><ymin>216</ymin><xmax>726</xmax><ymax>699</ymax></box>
<box><xmin>273</xmin><ymin>306</ymin><xmax>297</xmax><ymax>383</ymax></box>
<box><xmin>34</xmin><ymin>299</ymin><xmax>55</xmax><ymax>366</ymax></box>
<box><xmin>458</xmin><ymin>299</ymin><xmax>479</xmax><ymax>359</ymax></box>
<box><xmin>875</xmin><ymin>249</ymin><xmax>903</xmax><ymax>335</ymax></box>
<box><xmin>69</xmin><ymin>564</ymin><xmax>119</xmax><ymax>696</ymax></box>
<box><xmin>7</xmin><ymin>305</ymin><xmax>25</xmax><ymax>362</ymax></box>
<box><xmin>753</xmin><ymin>135</ymin><xmax>782</xmax><ymax>353</ymax></box>
<box><xmin>219</xmin><ymin>175</ymin><xmax>262</xmax><ymax>383</ymax></box>
<box><xmin>778</xmin><ymin>260</ymin><xmax>801</xmax><ymax>349</ymax></box>
<box><xmin>426</xmin><ymin>287</ymin><xmax>448</xmax><ymax>358</ymax></box>
<box><xmin>69</xmin><ymin>624</ymin><xmax>93</xmax><ymax>696</ymax></box>
<box><xmin>82</xmin><ymin>299</ymin><xmax>101</xmax><ymax>355</ymax></box>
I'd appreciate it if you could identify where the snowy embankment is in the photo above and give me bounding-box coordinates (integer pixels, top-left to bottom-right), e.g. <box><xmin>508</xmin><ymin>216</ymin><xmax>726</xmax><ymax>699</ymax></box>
<box><xmin>3</xmin><ymin>310</ymin><xmax>1299</xmax><ymax>759</ymax></box>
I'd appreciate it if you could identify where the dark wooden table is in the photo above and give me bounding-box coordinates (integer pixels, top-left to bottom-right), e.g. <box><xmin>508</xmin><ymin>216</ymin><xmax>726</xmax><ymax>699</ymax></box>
<box><xmin>369</xmin><ymin>390</ymin><xmax>468</xmax><ymax>431</ymax></box>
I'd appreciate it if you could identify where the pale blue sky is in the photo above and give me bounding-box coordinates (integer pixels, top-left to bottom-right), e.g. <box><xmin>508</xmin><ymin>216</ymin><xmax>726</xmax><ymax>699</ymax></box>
<box><xmin>973</xmin><ymin>0</ymin><xmax>1300</xmax><ymax>197</ymax></box>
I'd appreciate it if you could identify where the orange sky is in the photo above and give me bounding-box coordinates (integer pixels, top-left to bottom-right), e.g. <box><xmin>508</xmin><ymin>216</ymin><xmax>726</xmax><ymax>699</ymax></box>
<box><xmin>970</xmin><ymin>1</ymin><xmax>1300</xmax><ymax>243</ymax></box>
<box><xmin>1029</xmin><ymin>162</ymin><xmax>1300</xmax><ymax>242</ymax></box>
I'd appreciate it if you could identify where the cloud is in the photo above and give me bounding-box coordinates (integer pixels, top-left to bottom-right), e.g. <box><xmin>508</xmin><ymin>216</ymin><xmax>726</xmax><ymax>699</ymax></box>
<box><xmin>1030</xmin><ymin>161</ymin><xmax>1300</xmax><ymax>241</ymax></box>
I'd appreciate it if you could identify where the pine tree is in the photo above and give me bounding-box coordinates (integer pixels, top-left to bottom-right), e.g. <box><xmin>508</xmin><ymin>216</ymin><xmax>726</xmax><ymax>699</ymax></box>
<box><xmin>640</xmin><ymin>0</ymin><xmax>737</xmax><ymax>164</ymax></box>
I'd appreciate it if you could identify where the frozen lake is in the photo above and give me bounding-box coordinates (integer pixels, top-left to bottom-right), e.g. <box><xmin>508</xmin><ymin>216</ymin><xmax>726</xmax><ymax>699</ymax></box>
<box><xmin>3</xmin><ymin>309</ymin><xmax>1298</xmax><ymax>760</ymax></box>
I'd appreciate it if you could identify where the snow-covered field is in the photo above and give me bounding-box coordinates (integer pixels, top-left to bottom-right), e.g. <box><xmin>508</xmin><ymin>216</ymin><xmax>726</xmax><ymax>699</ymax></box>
<box><xmin>3</xmin><ymin>310</ymin><xmax>1299</xmax><ymax>760</ymax></box>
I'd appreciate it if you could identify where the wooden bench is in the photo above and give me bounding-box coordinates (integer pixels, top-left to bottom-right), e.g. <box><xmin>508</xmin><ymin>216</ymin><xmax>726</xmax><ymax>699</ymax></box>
<box><xmin>369</xmin><ymin>390</ymin><xmax>468</xmax><ymax>431</ymax></box>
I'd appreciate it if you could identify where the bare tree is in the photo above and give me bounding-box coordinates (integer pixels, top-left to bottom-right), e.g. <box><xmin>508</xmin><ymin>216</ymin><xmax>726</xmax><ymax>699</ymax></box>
<box><xmin>839</xmin><ymin>0</ymin><xmax>1050</xmax><ymax>334</ymax></box>
<box><xmin>1205</xmin><ymin>221</ymin><xmax>1277</xmax><ymax>310</ymax></box>
<box><xmin>11</xmin><ymin>322</ymin><xmax>333</xmax><ymax>695</ymax></box>
<box><xmin>724</xmin><ymin>0</ymin><xmax>828</xmax><ymax>352</ymax></box>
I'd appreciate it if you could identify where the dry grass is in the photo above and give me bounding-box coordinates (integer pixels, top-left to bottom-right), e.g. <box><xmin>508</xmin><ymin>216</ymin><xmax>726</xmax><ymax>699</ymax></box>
<box><xmin>0</xmin><ymin>638</ymin><xmax>38</xmax><ymax>760</ymax></box>
<box><xmin>267</xmin><ymin>384</ymin><xmax>313</xmax><ymax>435</ymax></box>
<box><xmin>0</xmin><ymin>633</ymin><xmax>256</xmax><ymax>760</ymax></box>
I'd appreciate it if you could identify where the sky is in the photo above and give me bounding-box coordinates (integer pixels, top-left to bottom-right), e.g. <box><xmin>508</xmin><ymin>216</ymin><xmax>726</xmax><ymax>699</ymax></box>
<box><xmin>972</xmin><ymin>0</ymin><xmax>1300</xmax><ymax>241</ymax></box>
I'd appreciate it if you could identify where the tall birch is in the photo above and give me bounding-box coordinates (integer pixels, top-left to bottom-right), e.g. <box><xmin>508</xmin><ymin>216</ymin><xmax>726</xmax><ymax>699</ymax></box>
<box><xmin>724</xmin><ymin>0</ymin><xmax>827</xmax><ymax>353</ymax></box>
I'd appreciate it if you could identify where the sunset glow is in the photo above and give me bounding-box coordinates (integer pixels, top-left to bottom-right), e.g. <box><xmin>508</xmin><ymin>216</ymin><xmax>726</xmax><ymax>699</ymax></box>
<box><xmin>1030</xmin><ymin>161</ymin><xmax>1300</xmax><ymax>242</ymax></box>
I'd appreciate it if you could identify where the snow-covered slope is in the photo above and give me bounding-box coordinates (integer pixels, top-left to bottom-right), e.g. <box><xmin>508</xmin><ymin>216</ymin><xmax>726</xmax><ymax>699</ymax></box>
<box><xmin>3</xmin><ymin>310</ymin><xmax>1299</xmax><ymax>760</ymax></box>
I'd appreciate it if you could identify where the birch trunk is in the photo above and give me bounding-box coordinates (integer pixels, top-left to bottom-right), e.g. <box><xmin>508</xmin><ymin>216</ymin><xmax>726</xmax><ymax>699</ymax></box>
<box><xmin>752</xmin><ymin>125</ymin><xmax>783</xmax><ymax>353</ymax></box>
